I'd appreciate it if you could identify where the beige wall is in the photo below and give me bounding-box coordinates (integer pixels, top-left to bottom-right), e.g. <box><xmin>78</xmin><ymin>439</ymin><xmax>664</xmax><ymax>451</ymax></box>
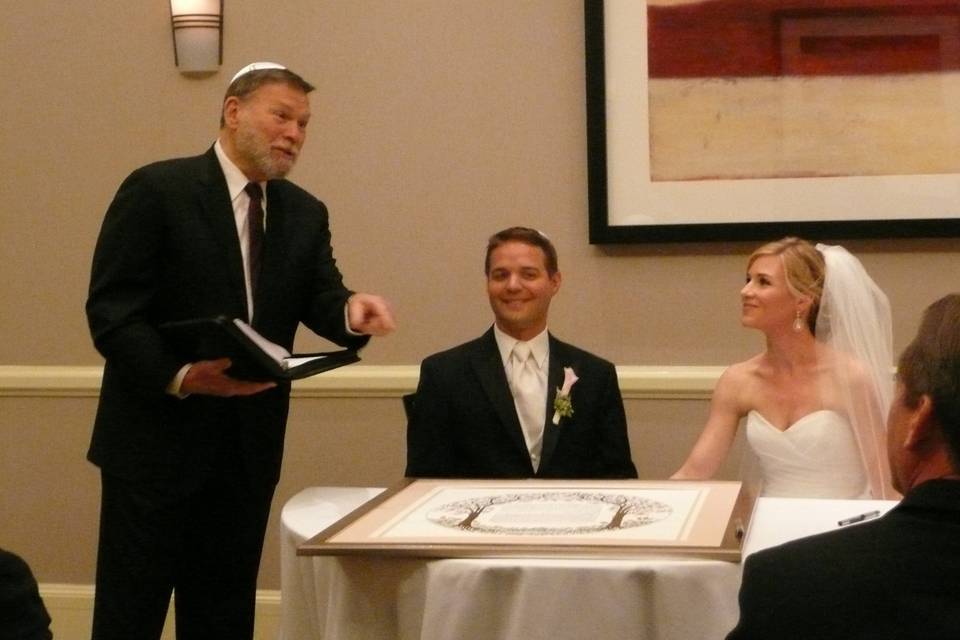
<box><xmin>2</xmin><ymin>0</ymin><xmax>958</xmax><ymax>594</ymax></box>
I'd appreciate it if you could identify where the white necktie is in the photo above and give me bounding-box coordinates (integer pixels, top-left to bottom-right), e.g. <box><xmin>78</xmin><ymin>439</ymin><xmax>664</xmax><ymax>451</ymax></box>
<box><xmin>509</xmin><ymin>342</ymin><xmax>544</xmax><ymax>470</ymax></box>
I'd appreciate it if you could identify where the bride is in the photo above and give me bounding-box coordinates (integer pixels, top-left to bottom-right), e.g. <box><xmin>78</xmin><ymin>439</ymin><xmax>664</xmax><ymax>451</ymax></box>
<box><xmin>671</xmin><ymin>237</ymin><xmax>896</xmax><ymax>498</ymax></box>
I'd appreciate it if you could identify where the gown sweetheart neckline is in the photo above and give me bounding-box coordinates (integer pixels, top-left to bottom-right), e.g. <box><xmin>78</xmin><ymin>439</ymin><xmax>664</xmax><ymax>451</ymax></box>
<box><xmin>745</xmin><ymin>410</ymin><xmax>868</xmax><ymax>498</ymax></box>
<box><xmin>747</xmin><ymin>409</ymin><xmax>844</xmax><ymax>434</ymax></box>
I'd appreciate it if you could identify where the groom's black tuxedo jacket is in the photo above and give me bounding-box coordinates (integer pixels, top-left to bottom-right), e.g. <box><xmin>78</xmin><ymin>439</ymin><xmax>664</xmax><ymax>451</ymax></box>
<box><xmin>727</xmin><ymin>479</ymin><xmax>960</xmax><ymax>640</ymax></box>
<box><xmin>86</xmin><ymin>147</ymin><xmax>368</xmax><ymax>490</ymax></box>
<box><xmin>405</xmin><ymin>328</ymin><xmax>637</xmax><ymax>478</ymax></box>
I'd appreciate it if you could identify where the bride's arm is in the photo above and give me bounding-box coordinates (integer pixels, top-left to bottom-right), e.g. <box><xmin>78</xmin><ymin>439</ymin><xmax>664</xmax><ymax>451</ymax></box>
<box><xmin>671</xmin><ymin>367</ymin><xmax>744</xmax><ymax>480</ymax></box>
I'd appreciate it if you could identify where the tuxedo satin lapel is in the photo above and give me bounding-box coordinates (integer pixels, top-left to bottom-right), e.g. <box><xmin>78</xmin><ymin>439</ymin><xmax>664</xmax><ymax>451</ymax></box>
<box><xmin>198</xmin><ymin>149</ymin><xmax>249</xmax><ymax>319</ymax></box>
<box><xmin>471</xmin><ymin>332</ymin><xmax>531</xmax><ymax>463</ymax></box>
<box><xmin>539</xmin><ymin>336</ymin><xmax>567</xmax><ymax>473</ymax></box>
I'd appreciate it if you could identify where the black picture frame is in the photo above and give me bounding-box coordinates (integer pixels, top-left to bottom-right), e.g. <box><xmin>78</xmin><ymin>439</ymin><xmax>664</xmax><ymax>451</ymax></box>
<box><xmin>585</xmin><ymin>0</ymin><xmax>960</xmax><ymax>244</ymax></box>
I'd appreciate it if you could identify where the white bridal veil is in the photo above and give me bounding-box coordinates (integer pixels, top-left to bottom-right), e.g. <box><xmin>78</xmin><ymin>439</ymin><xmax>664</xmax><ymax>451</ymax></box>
<box><xmin>815</xmin><ymin>244</ymin><xmax>896</xmax><ymax>499</ymax></box>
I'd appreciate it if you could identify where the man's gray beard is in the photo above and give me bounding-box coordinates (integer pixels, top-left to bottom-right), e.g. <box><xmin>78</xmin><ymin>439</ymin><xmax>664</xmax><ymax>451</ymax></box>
<box><xmin>236</xmin><ymin>127</ymin><xmax>294</xmax><ymax>180</ymax></box>
<box><xmin>254</xmin><ymin>151</ymin><xmax>292</xmax><ymax>181</ymax></box>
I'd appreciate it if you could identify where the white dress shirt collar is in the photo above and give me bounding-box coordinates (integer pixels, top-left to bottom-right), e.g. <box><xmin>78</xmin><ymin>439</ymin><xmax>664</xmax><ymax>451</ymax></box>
<box><xmin>493</xmin><ymin>324</ymin><xmax>549</xmax><ymax>371</ymax></box>
<box><xmin>214</xmin><ymin>139</ymin><xmax>266</xmax><ymax>204</ymax></box>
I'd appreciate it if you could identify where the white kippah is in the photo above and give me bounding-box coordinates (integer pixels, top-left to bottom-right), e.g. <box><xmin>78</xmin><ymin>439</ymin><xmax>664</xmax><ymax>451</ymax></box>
<box><xmin>230</xmin><ymin>61</ymin><xmax>287</xmax><ymax>83</ymax></box>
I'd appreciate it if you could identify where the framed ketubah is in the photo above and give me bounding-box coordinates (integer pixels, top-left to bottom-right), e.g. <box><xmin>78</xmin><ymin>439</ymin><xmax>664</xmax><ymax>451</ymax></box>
<box><xmin>585</xmin><ymin>0</ymin><xmax>960</xmax><ymax>244</ymax></box>
<box><xmin>298</xmin><ymin>478</ymin><xmax>755</xmax><ymax>561</ymax></box>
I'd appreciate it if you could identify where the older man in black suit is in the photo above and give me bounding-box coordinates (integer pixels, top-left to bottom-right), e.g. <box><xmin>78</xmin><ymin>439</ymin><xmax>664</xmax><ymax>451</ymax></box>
<box><xmin>406</xmin><ymin>227</ymin><xmax>636</xmax><ymax>479</ymax></box>
<box><xmin>86</xmin><ymin>63</ymin><xmax>395</xmax><ymax>640</ymax></box>
<box><xmin>727</xmin><ymin>293</ymin><xmax>960</xmax><ymax>639</ymax></box>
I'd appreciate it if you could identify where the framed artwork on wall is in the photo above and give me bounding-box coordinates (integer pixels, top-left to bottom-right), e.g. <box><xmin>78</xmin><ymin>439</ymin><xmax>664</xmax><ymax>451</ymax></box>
<box><xmin>586</xmin><ymin>0</ymin><xmax>960</xmax><ymax>243</ymax></box>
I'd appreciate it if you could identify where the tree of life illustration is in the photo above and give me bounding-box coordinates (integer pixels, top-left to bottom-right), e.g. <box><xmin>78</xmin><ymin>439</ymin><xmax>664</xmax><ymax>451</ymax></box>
<box><xmin>425</xmin><ymin>491</ymin><xmax>673</xmax><ymax>536</ymax></box>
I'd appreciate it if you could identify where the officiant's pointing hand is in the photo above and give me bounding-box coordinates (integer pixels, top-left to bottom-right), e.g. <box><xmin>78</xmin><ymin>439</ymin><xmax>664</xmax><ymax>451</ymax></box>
<box><xmin>348</xmin><ymin>293</ymin><xmax>397</xmax><ymax>336</ymax></box>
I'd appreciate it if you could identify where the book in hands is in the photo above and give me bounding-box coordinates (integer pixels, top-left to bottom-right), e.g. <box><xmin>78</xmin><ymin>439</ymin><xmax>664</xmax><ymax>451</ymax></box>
<box><xmin>160</xmin><ymin>316</ymin><xmax>360</xmax><ymax>382</ymax></box>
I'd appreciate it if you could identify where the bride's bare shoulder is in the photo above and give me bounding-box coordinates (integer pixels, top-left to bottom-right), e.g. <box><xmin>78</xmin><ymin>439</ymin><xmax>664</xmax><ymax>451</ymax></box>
<box><xmin>710</xmin><ymin>357</ymin><xmax>764</xmax><ymax>416</ymax></box>
<box><xmin>817</xmin><ymin>344</ymin><xmax>871</xmax><ymax>381</ymax></box>
<box><xmin>718</xmin><ymin>355</ymin><xmax>764</xmax><ymax>386</ymax></box>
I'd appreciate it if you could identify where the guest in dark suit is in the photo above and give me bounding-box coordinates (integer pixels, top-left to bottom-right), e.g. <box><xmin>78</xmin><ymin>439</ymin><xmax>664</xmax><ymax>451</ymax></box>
<box><xmin>0</xmin><ymin>549</ymin><xmax>52</xmax><ymax>640</ymax></box>
<box><xmin>406</xmin><ymin>227</ymin><xmax>636</xmax><ymax>479</ymax></box>
<box><xmin>85</xmin><ymin>62</ymin><xmax>395</xmax><ymax>640</ymax></box>
<box><xmin>727</xmin><ymin>293</ymin><xmax>960</xmax><ymax>639</ymax></box>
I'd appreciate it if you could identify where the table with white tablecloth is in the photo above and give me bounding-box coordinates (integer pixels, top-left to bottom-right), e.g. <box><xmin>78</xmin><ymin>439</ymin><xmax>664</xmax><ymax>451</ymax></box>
<box><xmin>279</xmin><ymin>487</ymin><xmax>896</xmax><ymax>640</ymax></box>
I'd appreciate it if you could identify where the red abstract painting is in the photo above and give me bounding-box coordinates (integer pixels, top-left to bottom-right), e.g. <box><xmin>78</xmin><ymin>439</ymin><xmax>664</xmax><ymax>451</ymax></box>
<box><xmin>648</xmin><ymin>0</ymin><xmax>960</xmax><ymax>78</ymax></box>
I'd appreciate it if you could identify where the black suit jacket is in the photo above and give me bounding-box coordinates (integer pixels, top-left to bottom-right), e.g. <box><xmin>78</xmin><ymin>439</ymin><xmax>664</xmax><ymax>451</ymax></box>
<box><xmin>86</xmin><ymin>147</ymin><xmax>368</xmax><ymax>489</ymax></box>
<box><xmin>0</xmin><ymin>549</ymin><xmax>51</xmax><ymax>640</ymax></box>
<box><xmin>727</xmin><ymin>479</ymin><xmax>960</xmax><ymax>640</ymax></box>
<box><xmin>405</xmin><ymin>328</ymin><xmax>637</xmax><ymax>478</ymax></box>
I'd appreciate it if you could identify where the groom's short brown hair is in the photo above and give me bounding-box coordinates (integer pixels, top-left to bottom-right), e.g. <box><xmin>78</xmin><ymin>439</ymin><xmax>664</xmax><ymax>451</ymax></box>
<box><xmin>485</xmin><ymin>227</ymin><xmax>558</xmax><ymax>276</ymax></box>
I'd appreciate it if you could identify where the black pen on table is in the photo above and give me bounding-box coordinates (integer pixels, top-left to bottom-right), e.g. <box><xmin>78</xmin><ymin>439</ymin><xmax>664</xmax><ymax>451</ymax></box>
<box><xmin>837</xmin><ymin>510</ymin><xmax>881</xmax><ymax>527</ymax></box>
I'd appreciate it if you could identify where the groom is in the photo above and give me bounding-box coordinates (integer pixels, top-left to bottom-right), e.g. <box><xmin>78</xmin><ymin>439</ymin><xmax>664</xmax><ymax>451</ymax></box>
<box><xmin>405</xmin><ymin>227</ymin><xmax>637</xmax><ymax>479</ymax></box>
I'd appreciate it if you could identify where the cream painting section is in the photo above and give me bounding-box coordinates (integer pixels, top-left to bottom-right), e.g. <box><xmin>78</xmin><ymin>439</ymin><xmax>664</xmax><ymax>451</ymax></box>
<box><xmin>649</xmin><ymin>73</ymin><xmax>960</xmax><ymax>181</ymax></box>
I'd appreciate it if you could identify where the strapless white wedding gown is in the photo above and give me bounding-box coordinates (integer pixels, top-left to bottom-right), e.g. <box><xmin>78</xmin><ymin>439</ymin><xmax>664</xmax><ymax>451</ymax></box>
<box><xmin>745</xmin><ymin>410</ymin><xmax>869</xmax><ymax>498</ymax></box>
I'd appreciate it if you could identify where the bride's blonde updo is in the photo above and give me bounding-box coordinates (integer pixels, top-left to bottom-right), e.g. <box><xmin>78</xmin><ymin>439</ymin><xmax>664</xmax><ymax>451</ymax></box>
<box><xmin>747</xmin><ymin>237</ymin><xmax>826</xmax><ymax>334</ymax></box>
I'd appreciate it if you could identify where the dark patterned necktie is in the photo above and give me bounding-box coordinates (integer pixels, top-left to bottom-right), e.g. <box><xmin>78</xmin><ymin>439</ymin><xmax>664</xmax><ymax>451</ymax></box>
<box><xmin>244</xmin><ymin>182</ymin><xmax>265</xmax><ymax>296</ymax></box>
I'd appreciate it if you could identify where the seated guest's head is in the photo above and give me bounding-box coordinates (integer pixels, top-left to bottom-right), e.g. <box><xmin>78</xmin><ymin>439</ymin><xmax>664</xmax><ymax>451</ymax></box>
<box><xmin>888</xmin><ymin>293</ymin><xmax>960</xmax><ymax>492</ymax></box>
<box><xmin>484</xmin><ymin>227</ymin><xmax>562</xmax><ymax>341</ymax></box>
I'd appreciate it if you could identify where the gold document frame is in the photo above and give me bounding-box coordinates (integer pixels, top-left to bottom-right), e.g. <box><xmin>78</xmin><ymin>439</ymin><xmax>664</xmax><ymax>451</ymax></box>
<box><xmin>299</xmin><ymin>479</ymin><xmax>754</xmax><ymax>561</ymax></box>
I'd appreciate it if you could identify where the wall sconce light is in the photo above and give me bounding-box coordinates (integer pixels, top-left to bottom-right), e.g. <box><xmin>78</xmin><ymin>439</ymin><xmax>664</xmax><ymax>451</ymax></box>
<box><xmin>170</xmin><ymin>0</ymin><xmax>223</xmax><ymax>74</ymax></box>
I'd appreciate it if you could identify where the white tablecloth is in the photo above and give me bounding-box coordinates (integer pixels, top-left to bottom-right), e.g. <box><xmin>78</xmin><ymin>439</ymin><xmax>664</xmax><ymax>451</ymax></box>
<box><xmin>279</xmin><ymin>487</ymin><xmax>896</xmax><ymax>640</ymax></box>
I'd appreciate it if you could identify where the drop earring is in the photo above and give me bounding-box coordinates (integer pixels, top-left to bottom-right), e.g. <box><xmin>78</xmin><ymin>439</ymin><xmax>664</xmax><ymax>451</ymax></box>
<box><xmin>793</xmin><ymin>309</ymin><xmax>804</xmax><ymax>332</ymax></box>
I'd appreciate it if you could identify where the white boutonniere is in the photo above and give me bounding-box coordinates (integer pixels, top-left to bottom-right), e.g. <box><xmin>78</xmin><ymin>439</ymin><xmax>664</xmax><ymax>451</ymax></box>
<box><xmin>552</xmin><ymin>367</ymin><xmax>579</xmax><ymax>425</ymax></box>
